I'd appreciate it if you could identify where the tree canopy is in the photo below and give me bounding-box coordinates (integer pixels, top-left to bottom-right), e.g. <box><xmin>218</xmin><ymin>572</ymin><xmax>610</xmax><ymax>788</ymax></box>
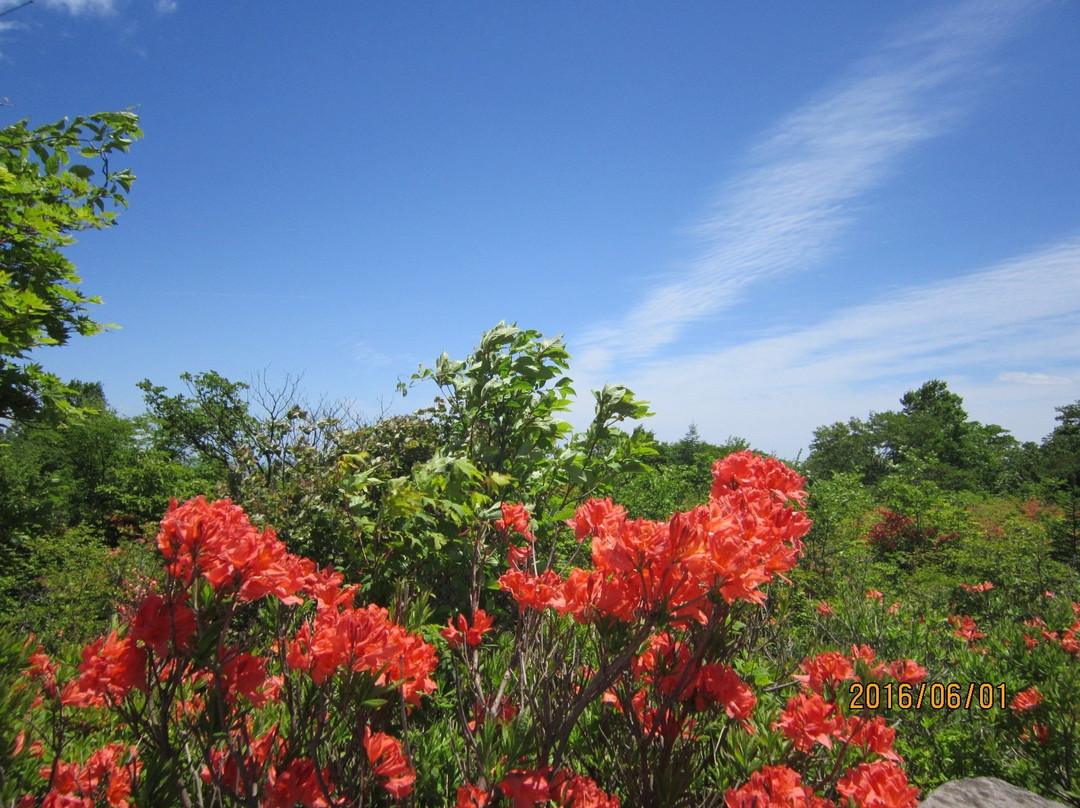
<box><xmin>0</xmin><ymin>111</ymin><xmax>141</xmax><ymax>426</ymax></box>
<box><xmin>805</xmin><ymin>380</ymin><xmax>1021</xmax><ymax>492</ymax></box>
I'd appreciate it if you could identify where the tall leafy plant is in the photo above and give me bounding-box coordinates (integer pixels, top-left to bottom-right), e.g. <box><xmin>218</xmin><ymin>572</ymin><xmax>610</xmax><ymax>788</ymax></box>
<box><xmin>339</xmin><ymin>323</ymin><xmax>656</xmax><ymax>612</ymax></box>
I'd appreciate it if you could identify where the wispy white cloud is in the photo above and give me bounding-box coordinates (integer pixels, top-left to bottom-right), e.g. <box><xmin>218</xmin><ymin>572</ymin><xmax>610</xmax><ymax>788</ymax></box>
<box><xmin>40</xmin><ymin>0</ymin><xmax>116</xmax><ymax>15</ymax></box>
<box><xmin>997</xmin><ymin>371</ymin><xmax>1072</xmax><ymax>386</ymax></box>
<box><xmin>578</xmin><ymin>0</ymin><xmax>1043</xmax><ymax>371</ymax></box>
<box><xmin>10</xmin><ymin>0</ymin><xmax>177</xmax><ymax>16</ymax></box>
<box><xmin>353</xmin><ymin>341</ymin><xmax>395</xmax><ymax>368</ymax></box>
<box><xmin>605</xmin><ymin>238</ymin><xmax>1080</xmax><ymax>456</ymax></box>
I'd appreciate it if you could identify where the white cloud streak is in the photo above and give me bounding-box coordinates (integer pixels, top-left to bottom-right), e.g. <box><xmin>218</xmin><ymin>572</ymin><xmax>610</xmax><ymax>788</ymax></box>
<box><xmin>615</xmin><ymin>238</ymin><xmax>1080</xmax><ymax>456</ymax></box>
<box><xmin>40</xmin><ymin>0</ymin><xmax>116</xmax><ymax>14</ymax></box>
<box><xmin>578</xmin><ymin>0</ymin><xmax>1043</xmax><ymax>369</ymax></box>
<box><xmin>997</xmin><ymin>372</ymin><xmax>1071</xmax><ymax>386</ymax></box>
<box><xmin>353</xmin><ymin>341</ymin><xmax>395</xmax><ymax>368</ymax></box>
<box><xmin>16</xmin><ymin>0</ymin><xmax>177</xmax><ymax>15</ymax></box>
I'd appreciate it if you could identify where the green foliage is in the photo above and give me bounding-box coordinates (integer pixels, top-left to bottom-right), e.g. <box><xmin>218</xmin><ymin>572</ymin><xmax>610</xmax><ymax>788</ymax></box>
<box><xmin>793</xmin><ymin>395</ymin><xmax>1080</xmax><ymax>793</ymax></box>
<box><xmin>337</xmin><ymin>322</ymin><xmax>658</xmax><ymax>612</ymax></box>
<box><xmin>135</xmin><ymin>328</ymin><xmax>655</xmax><ymax>617</ymax></box>
<box><xmin>607</xmin><ymin>461</ymin><xmax>701</xmax><ymax>520</ymax></box>
<box><xmin>0</xmin><ymin>626</ymin><xmax>38</xmax><ymax>804</ymax></box>
<box><xmin>791</xmin><ymin>422</ymin><xmax>1080</xmax><ymax>803</ymax></box>
<box><xmin>1</xmin><ymin>382</ymin><xmax>131</xmax><ymax>535</ymax></box>
<box><xmin>944</xmin><ymin>499</ymin><xmax>1075</xmax><ymax>606</ymax></box>
<box><xmin>398</xmin><ymin>322</ymin><xmax>655</xmax><ymax>513</ymax></box>
<box><xmin>0</xmin><ymin>111</ymin><xmax>141</xmax><ymax>425</ymax></box>
<box><xmin>0</xmin><ymin>382</ymin><xmax>212</xmax><ymax>537</ymax></box>
<box><xmin>609</xmin><ymin>425</ymin><xmax>750</xmax><ymax>519</ymax></box>
<box><xmin>1</xmin><ymin>524</ymin><xmax>157</xmax><ymax>649</ymax></box>
<box><xmin>1039</xmin><ymin>401</ymin><xmax>1080</xmax><ymax>566</ymax></box>
<box><xmin>799</xmin><ymin>471</ymin><xmax>875</xmax><ymax>584</ymax></box>
<box><xmin>137</xmin><ymin>370</ymin><xmax>259</xmax><ymax>495</ymax></box>
<box><xmin>806</xmin><ymin>380</ymin><xmax>1022</xmax><ymax>494</ymax></box>
<box><xmin>658</xmin><ymin>423</ymin><xmax>750</xmax><ymax>470</ymax></box>
<box><xmin>1041</xmin><ymin>402</ymin><xmax>1080</xmax><ymax>488</ymax></box>
<box><xmin>399</xmin><ymin>323</ymin><xmax>577</xmax><ymax>478</ymax></box>
<box><xmin>0</xmin><ymin>382</ymin><xmax>210</xmax><ymax>644</ymax></box>
<box><xmin>7</xmin><ymin>324</ymin><xmax>1080</xmax><ymax>804</ymax></box>
<box><xmin>805</xmin><ymin>416</ymin><xmax>892</xmax><ymax>486</ymax></box>
<box><xmin>138</xmin><ymin>370</ymin><xmax>370</xmax><ymax>567</ymax></box>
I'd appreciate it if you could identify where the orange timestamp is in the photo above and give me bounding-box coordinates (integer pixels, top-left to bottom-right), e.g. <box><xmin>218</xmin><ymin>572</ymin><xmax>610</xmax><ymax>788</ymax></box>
<box><xmin>848</xmin><ymin>681</ymin><xmax>1008</xmax><ymax>711</ymax></box>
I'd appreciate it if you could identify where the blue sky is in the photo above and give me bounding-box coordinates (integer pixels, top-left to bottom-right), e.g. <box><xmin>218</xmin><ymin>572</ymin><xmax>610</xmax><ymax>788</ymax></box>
<box><xmin>3</xmin><ymin>0</ymin><xmax>1079</xmax><ymax>459</ymax></box>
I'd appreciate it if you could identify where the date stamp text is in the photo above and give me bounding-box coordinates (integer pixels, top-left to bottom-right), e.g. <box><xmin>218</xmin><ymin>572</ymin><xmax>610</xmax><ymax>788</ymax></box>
<box><xmin>847</xmin><ymin>682</ymin><xmax>1007</xmax><ymax>711</ymax></box>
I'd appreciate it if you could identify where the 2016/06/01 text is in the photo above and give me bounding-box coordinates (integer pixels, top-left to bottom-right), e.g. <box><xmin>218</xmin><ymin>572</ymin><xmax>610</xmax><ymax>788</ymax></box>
<box><xmin>848</xmin><ymin>682</ymin><xmax>1007</xmax><ymax>711</ymax></box>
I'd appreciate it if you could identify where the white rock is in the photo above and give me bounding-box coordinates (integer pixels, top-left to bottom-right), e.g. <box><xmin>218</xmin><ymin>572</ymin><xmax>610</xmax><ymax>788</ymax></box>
<box><xmin>919</xmin><ymin>778</ymin><xmax>1069</xmax><ymax>808</ymax></box>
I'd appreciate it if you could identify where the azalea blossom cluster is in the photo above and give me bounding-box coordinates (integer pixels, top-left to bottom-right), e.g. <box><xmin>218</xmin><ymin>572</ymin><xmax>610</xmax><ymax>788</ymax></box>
<box><xmin>441</xmin><ymin>608</ymin><xmax>496</xmax><ymax>649</ymax></box>
<box><xmin>12</xmin><ymin>455</ymin><xmax>942</xmax><ymax>807</ymax></box>
<box><xmin>778</xmin><ymin>646</ymin><xmax>923</xmax><ymax>760</ymax></box>
<box><xmin>439</xmin><ymin>452</ymin><xmax>921</xmax><ymax>808</ymax></box>
<box><xmin>199</xmin><ymin>726</ymin><xmax>333</xmax><ymax>808</ymax></box>
<box><xmin>1011</xmin><ymin>602</ymin><xmax>1080</xmax><ymax>749</ymax></box>
<box><xmin>725</xmin><ymin>762</ymin><xmax>918</xmax><ymax>808</ymax></box>
<box><xmin>866</xmin><ymin>509</ymin><xmax>954</xmax><ymax>554</ymax></box>
<box><xmin>725</xmin><ymin>646</ymin><xmax>924</xmax><ymax>808</ymax></box>
<box><xmin>500</xmin><ymin>452</ymin><xmax>811</xmax><ymax>625</ymax></box>
<box><xmin>618</xmin><ymin>630</ymin><xmax>757</xmax><ymax>734</ymax></box>
<box><xmin>435</xmin><ymin>454</ymin><xmax>823</xmax><ymax>805</ymax></box>
<box><xmin>486</xmin><ymin>455</ymin><xmax>809</xmax><ymax>770</ymax></box>
<box><xmin>285</xmin><ymin>601</ymin><xmax>437</xmax><ymax>706</ymax></box>
<box><xmin>13</xmin><ymin>743</ymin><xmax>140</xmax><ymax>808</ymax></box>
<box><xmin>18</xmin><ymin>496</ymin><xmax>437</xmax><ymax>806</ymax></box>
<box><xmin>1021</xmin><ymin>602</ymin><xmax>1080</xmax><ymax>656</ymax></box>
<box><xmin>949</xmin><ymin>615</ymin><xmax>986</xmax><ymax>644</ymax></box>
<box><xmin>454</xmin><ymin>769</ymin><xmax>620</xmax><ymax>808</ymax></box>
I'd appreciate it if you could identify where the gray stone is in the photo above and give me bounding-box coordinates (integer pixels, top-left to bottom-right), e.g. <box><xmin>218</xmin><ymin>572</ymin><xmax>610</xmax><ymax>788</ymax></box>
<box><xmin>919</xmin><ymin>778</ymin><xmax>1069</xmax><ymax>808</ymax></box>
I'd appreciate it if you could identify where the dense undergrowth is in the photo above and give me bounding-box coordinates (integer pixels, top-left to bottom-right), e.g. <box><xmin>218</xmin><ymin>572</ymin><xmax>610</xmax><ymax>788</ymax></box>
<box><xmin>1</xmin><ymin>324</ymin><xmax>1079</xmax><ymax>807</ymax></box>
